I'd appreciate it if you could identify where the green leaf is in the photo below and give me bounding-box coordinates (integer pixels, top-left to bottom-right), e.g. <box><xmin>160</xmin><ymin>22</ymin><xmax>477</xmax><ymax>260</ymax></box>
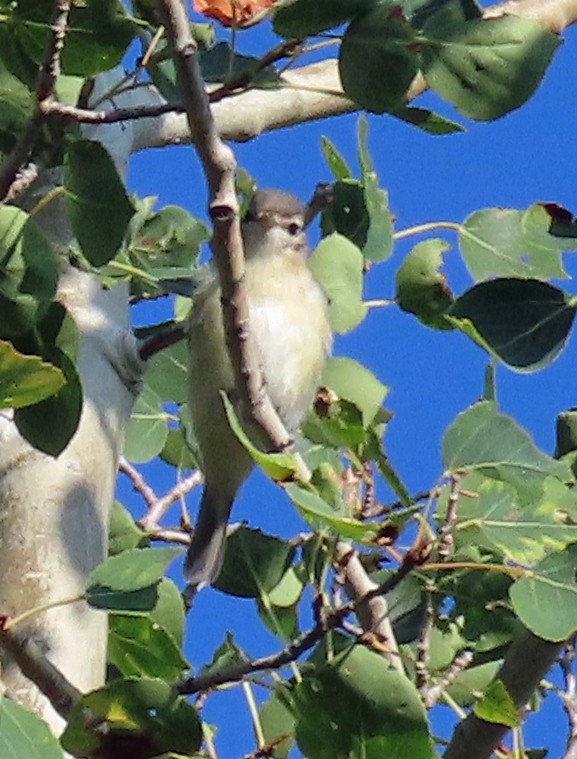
<box><xmin>0</xmin><ymin>24</ymin><xmax>38</xmax><ymax>87</ymax></box>
<box><xmin>0</xmin><ymin>206</ymin><xmax>58</xmax><ymax>337</ymax></box>
<box><xmin>0</xmin><ymin>57</ymin><xmax>33</xmax><ymax>152</ymax></box>
<box><xmin>421</xmin><ymin>12</ymin><xmax>561</xmax><ymax>121</ymax></box>
<box><xmin>322</xmin><ymin>356</ymin><xmax>388</xmax><ymax>426</ymax></box>
<box><xmin>0</xmin><ymin>697</ymin><xmax>64</xmax><ymax>759</ymax></box>
<box><xmin>61</xmin><ymin>678</ymin><xmax>202</xmax><ymax>757</ymax></box>
<box><xmin>460</xmin><ymin>205</ymin><xmax>575</xmax><ymax>282</ymax></box>
<box><xmin>321</xmin><ymin>136</ymin><xmax>352</xmax><ymax>181</ymax></box>
<box><xmin>294</xmin><ymin>645</ymin><xmax>434</xmax><ymax>759</ymax></box>
<box><xmin>392</xmin><ymin>105</ymin><xmax>464</xmax><ymax>134</ymax></box>
<box><xmin>160</xmin><ymin>426</ymin><xmax>199</xmax><ymax>470</ymax></box>
<box><xmin>303</xmin><ymin>398</ymin><xmax>368</xmax><ymax>451</ymax></box>
<box><xmin>108</xmin><ymin>614</ymin><xmax>188</xmax><ymax>680</ymax></box>
<box><xmin>320</xmin><ymin>180</ymin><xmax>369</xmax><ymax>250</ymax></box>
<box><xmin>446</xmin><ymin>661</ymin><xmax>502</xmax><ymax>708</ymax></box>
<box><xmin>200</xmin><ymin>42</ymin><xmax>279</xmax><ymax>86</ymax></box>
<box><xmin>214</xmin><ymin>527</ymin><xmax>296</xmax><ymax>598</ymax></box>
<box><xmin>108</xmin><ymin>501</ymin><xmax>147</xmax><ymax>555</ymax></box>
<box><xmin>273</xmin><ymin>0</ymin><xmax>370</xmax><ymax>37</ymax></box>
<box><xmin>144</xmin><ymin>340</ymin><xmax>189</xmax><ymax>404</ymax></box>
<box><xmin>11</xmin><ymin>303</ymin><xmax>82</xmax><ymax>456</ymax></box>
<box><xmin>86</xmin><ymin>583</ymin><xmax>159</xmax><ymax>613</ymax></box>
<box><xmin>339</xmin><ymin>6</ymin><xmax>419</xmax><ymax>114</ymax></box>
<box><xmin>13</xmin><ymin>0</ymin><xmax>137</xmax><ymax>77</ymax></box>
<box><xmin>0</xmin><ymin>339</ymin><xmax>64</xmax><ymax>408</ymax></box>
<box><xmin>309</xmin><ymin>233</ymin><xmax>366</xmax><ymax>334</ymax></box>
<box><xmin>442</xmin><ymin>401</ymin><xmax>570</xmax><ymax>497</ymax></box>
<box><xmin>357</xmin><ymin>118</ymin><xmax>394</xmax><ymax>262</ymax></box>
<box><xmin>258</xmin><ymin>595</ymin><xmax>300</xmax><ymax>642</ymax></box>
<box><xmin>260</xmin><ymin>691</ymin><xmax>296</xmax><ymax>759</ymax></box>
<box><xmin>448</xmin><ymin>279</ymin><xmax>576</xmax><ymax>372</ymax></box>
<box><xmin>510</xmin><ymin>544</ymin><xmax>577</xmax><ymax>641</ymax></box>
<box><xmin>151</xmin><ymin>579</ymin><xmax>186</xmax><ymax>647</ymax></box>
<box><xmin>396</xmin><ymin>239</ymin><xmax>454</xmax><ymax>328</ymax></box>
<box><xmin>371</xmin><ymin>570</ymin><xmax>425</xmax><ymax>644</ymax></box>
<box><xmin>474</xmin><ymin>679</ymin><xmax>519</xmax><ymax>727</ymax></box>
<box><xmin>258</xmin><ymin>569</ymin><xmax>303</xmax><ymax>640</ymax></box>
<box><xmin>87</xmin><ymin>547</ymin><xmax>182</xmax><ymax>593</ymax></box>
<box><xmin>453</xmin><ymin>475</ymin><xmax>577</xmax><ymax>565</ymax></box>
<box><xmin>285</xmin><ymin>482</ymin><xmax>379</xmax><ymax>541</ymax></box>
<box><xmin>124</xmin><ymin>384</ymin><xmax>169</xmax><ymax>463</ymax></box>
<box><xmin>125</xmin><ymin>203</ymin><xmax>208</xmax><ymax>298</ymax></box>
<box><xmin>14</xmin><ymin>349</ymin><xmax>82</xmax><ymax>456</ymax></box>
<box><xmin>64</xmin><ymin>140</ymin><xmax>135</xmax><ymax>266</ymax></box>
<box><xmin>221</xmin><ymin>393</ymin><xmax>299</xmax><ymax>480</ymax></box>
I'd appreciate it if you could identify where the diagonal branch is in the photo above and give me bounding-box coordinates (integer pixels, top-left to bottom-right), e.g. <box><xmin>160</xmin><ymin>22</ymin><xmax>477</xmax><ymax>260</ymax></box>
<box><xmin>0</xmin><ymin>628</ymin><xmax>81</xmax><ymax>719</ymax></box>
<box><xmin>156</xmin><ymin>0</ymin><xmax>292</xmax><ymax>454</ymax></box>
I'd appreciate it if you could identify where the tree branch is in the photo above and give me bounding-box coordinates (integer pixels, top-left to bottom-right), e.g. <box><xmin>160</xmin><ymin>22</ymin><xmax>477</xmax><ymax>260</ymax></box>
<box><xmin>0</xmin><ymin>628</ymin><xmax>80</xmax><ymax>719</ymax></box>
<box><xmin>334</xmin><ymin>542</ymin><xmax>404</xmax><ymax>675</ymax></box>
<box><xmin>156</xmin><ymin>0</ymin><xmax>293</xmax><ymax>455</ymax></box>
<box><xmin>444</xmin><ymin>631</ymin><xmax>562</xmax><ymax>759</ymax></box>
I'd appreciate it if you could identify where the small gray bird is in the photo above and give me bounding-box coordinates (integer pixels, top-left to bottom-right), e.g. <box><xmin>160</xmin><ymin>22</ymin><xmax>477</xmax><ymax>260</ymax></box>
<box><xmin>184</xmin><ymin>189</ymin><xmax>332</xmax><ymax>595</ymax></box>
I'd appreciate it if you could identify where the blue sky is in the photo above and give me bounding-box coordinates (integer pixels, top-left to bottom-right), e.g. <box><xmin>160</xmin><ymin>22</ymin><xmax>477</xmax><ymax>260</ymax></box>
<box><xmin>118</xmin><ymin>9</ymin><xmax>577</xmax><ymax>756</ymax></box>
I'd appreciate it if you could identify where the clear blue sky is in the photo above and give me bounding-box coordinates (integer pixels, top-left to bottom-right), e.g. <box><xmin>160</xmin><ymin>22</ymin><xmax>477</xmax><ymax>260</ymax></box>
<box><xmin>117</xmin><ymin>8</ymin><xmax>577</xmax><ymax>756</ymax></box>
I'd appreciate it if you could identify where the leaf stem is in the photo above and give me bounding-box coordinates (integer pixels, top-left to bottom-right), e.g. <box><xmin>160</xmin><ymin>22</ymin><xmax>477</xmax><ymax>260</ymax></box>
<box><xmin>5</xmin><ymin>595</ymin><xmax>85</xmax><ymax>630</ymax></box>
<box><xmin>393</xmin><ymin>221</ymin><xmax>461</xmax><ymax>240</ymax></box>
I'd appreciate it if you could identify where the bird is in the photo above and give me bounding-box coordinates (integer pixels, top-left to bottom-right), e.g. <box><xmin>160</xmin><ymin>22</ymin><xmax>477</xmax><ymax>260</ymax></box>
<box><xmin>184</xmin><ymin>188</ymin><xmax>332</xmax><ymax>597</ymax></box>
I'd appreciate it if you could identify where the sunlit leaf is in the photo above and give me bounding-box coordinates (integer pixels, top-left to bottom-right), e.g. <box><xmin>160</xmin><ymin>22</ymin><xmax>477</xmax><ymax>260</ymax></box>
<box><xmin>0</xmin><ymin>339</ymin><xmax>64</xmax><ymax>409</ymax></box>
<box><xmin>0</xmin><ymin>698</ymin><xmax>63</xmax><ymax>759</ymax></box>
<box><xmin>294</xmin><ymin>645</ymin><xmax>434</xmax><ymax>759</ymax></box>
<box><xmin>396</xmin><ymin>238</ymin><xmax>454</xmax><ymax>328</ymax></box>
<box><xmin>442</xmin><ymin>401</ymin><xmax>570</xmax><ymax>498</ymax></box>
<box><xmin>421</xmin><ymin>11</ymin><xmax>561</xmax><ymax>121</ymax></box>
<box><xmin>510</xmin><ymin>544</ymin><xmax>577</xmax><ymax>641</ymax></box>
<box><xmin>309</xmin><ymin>233</ymin><xmax>366</xmax><ymax>334</ymax></box>
<box><xmin>460</xmin><ymin>205</ymin><xmax>575</xmax><ymax>281</ymax></box>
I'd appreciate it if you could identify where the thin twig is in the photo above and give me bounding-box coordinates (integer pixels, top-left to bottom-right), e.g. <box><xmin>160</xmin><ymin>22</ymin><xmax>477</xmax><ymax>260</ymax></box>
<box><xmin>424</xmin><ymin>650</ymin><xmax>474</xmax><ymax>709</ymax></box>
<box><xmin>437</xmin><ymin>475</ymin><xmax>460</xmax><ymax>561</ymax></box>
<box><xmin>139</xmin><ymin>470</ymin><xmax>204</xmax><ymax>531</ymax></box>
<box><xmin>176</xmin><ymin>549</ymin><xmax>420</xmax><ymax>695</ymax></box>
<box><xmin>208</xmin><ymin>38</ymin><xmax>304</xmax><ymax>104</ymax></box>
<box><xmin>176</xmin><ymin>602</ymin><xmax>345</xmax><ymax>695</ymax></box>
<box><xmin>138</xmin><ymin>322</ymin><xmax>187</xmax><ymax>361</ymax></box>
<box><xmin>415</xmin><ymin>589</ymin><xmax>434</xmax><ymax>694</ymax></box>
<box><xmin>560</xmin><ymin>639</ymin><xmax>577</xmax><ymax>759</ymax></box>
<box><xmin>118</xmin><ymin>456</ymin><xmax>157</xmax><ymax>508</ymax></box>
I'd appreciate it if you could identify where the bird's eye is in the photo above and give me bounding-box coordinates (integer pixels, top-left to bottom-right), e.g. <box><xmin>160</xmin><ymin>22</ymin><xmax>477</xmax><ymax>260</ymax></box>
<box><xmin>287</xmin><ymin>222</ymin><xmax>302</xmax><ymax>236</ymax></box>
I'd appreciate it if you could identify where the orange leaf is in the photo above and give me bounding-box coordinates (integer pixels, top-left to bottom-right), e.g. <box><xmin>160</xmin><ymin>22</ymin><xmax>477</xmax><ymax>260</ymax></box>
<box><xmin>193</xmin><ymin>0</ymin><xmax>274</xmax><ymax>27</ymax></box>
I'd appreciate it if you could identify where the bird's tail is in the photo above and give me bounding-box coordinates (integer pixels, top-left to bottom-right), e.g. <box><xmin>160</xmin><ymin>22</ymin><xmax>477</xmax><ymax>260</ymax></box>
<box><xmin>183</xmin><ymin>487</ymin><xmax>231</xmax><ymax>603</ymax></box>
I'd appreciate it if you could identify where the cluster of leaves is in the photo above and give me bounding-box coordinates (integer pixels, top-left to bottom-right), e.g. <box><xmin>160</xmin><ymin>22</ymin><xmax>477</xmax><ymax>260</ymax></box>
<box><xmin>274</xmin><ymin>0</ymin><xmax>561</xmax><ymax>126</ymax></box>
